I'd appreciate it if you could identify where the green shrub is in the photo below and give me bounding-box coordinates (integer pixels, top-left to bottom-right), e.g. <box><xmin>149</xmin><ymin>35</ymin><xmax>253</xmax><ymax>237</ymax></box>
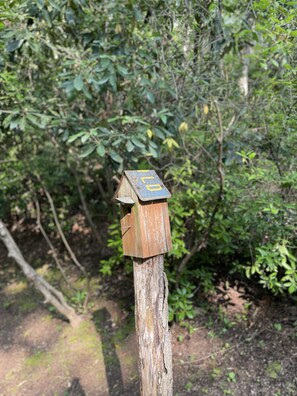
<box><xmin>247</xmin><ymin>240</ymin><xmax>297</xmax><ymax>294</ymax></box>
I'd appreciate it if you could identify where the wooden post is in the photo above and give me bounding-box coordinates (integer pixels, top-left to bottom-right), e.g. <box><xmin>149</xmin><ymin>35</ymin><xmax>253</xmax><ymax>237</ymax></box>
<box><xmin>133</xmin><ymin>255</ymin><xmax>173</xmax><ymax>396</ymax></box>
<box><xmin>114</xmin><ymin>170</ymin><xmax>173</xmax><ymax>396</ymax></box>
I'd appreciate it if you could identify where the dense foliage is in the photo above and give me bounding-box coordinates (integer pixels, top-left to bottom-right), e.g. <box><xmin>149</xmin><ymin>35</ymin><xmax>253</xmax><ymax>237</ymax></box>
<box><xmin>1</xmin><ymin>0</ymin><xmax>297</xmax><ymax>321</ymax></box>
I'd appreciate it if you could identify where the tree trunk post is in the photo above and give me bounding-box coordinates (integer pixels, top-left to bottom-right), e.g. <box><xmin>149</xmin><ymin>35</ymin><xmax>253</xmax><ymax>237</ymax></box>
<box><xmin>114</xmin><ymin>170</ymin><xmax>173</xmax><ymax>396</ymax></box>
<box><xmin>133</xmin><ymin>255</ymin><xmax>173</xmax><ymax>396</ymax></box>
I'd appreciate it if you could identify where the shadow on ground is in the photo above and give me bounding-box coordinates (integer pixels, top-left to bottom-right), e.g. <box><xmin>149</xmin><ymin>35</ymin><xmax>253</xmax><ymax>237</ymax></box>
<box><xmin>93</xmin><ymin>307</ymin><xmax>125</xmax><ymax>396</ymax></box>
<box><xmin>66</xmin><ymin>377</ymin><xmax>86</xmax><ymax>396</ymax></box>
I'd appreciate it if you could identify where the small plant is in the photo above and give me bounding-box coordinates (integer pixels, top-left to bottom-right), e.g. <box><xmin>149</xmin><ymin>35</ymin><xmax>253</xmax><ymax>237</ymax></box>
<box><xmin>177</xmin><ymin>335</ymin><xmax>184</xmax><ymax>342</ymax></box>
<box><xmin>218</xmin><ymin>306</ymin><xmax>234</xmax><ymax>331</ymax></box>
<box><xmin>273</xmin><ymin>323</ymin><xmax>282</xmax><ymax>332</ymax></box>
<box><xmin>223</xmin><ymin>342</ymin><xmax>231</xmax><ymax>350</ymax></box>
<box><xmin>71</xmin><ymin>290</ymin><xmax>87</xmax><ymax>309</ymax></box>
<box><xmin>266</xmin><ymin>361</ymin><xmax>282</xmax><ymax>379</ymax></box>
<box><xmin>99</xmin><ymin>220</ymin><xmax>133</xmax><ymax>276</ymax></box>
<box><xmin>192</xmin><ymin>267</ymin><xmax>215</xmax><ymax>294</ymax></box>
<box><xmin>258</xmin><ymin>340</ymin><xmax>266</xmax><ymax>349</ymax></box>
<box><xmin>223</xmin><ymin>389</ymin><xmax>234</xmax><ymax>395</ymax></box>
<box><xmin>179</xmin><ymin>320</ymin><xmax>196</xmax><ymax>334</ymax></box>
<box><xmin>208</xmin><ymin>330</ymin><xmax>216</xmax><ymax>339</ymax></box>
<box><xmin>211</xmin><ymin>367</ymin><xmax>222</xmax><ymax>379</ymax></box>
<box><xmin>168</xmin><ymin>281</ymin><xmax>195</xmax><ymax>323</ymax></box>
<box><xmin>206</xmin><ymin>317</ymin><xmax>214</xmax><ymax>329</ymax></box>
<box><xmin>227</xmin><ymin>371</ymin><xmax>236</xmax><ymax>383</ymax></box>
<box><xmin>247</xmin><ymin>240</ymin><xmax>297</xmax><ymax>294</ymax></box>
<box><xmin>185</xmin><ymin>381</ymin><xmax>193</xmax><ymax>392</ymax></box>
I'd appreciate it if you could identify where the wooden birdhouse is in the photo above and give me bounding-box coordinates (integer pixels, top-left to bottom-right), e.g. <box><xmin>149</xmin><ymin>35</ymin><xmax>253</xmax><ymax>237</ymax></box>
<box><xmin>114</xmin><ymin>170</ymin><xmax>172</xmax><ymax>259</ymax></box>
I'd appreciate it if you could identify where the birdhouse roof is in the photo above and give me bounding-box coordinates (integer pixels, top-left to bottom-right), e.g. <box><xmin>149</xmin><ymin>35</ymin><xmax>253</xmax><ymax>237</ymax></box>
<box><xmin>115</xmin><ymin>170</ymin><xmax>171</xmax><ymax>202</ymax></box>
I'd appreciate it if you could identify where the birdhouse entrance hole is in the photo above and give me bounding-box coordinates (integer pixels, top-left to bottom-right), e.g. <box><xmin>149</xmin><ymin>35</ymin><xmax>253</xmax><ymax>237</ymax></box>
<box><xmin>124</xmin><ymin>206</ymin><xmax>132</xmax><ymax>215</ymax></box>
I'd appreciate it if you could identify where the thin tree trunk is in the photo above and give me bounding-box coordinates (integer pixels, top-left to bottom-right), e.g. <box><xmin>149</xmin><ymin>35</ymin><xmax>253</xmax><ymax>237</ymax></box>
<box><xmin>177</xmin><ymin>101</ymin><xmax>226</xmax><ymax>280</ymax></box>
<box><xmin>0</xmin><ymin>220</ymin><xmax>82</xmax><ymax>327</ymax></box>
<box><xmin>238</xmin><ymin>46</ymin><xmax>251</xmax><ymax>96</ymax></box>
<box><xmin>74</xmin><ymin>171</ymin><xmax>103</xmax><ymax>245</ymax></box>
<box><xmin>35</xmin><ymin>199</ymin><xmax>76</xmax><ymax>292</ymax></box>
<box><xmin>133</xmin><ymin>255</ymin><xmax>173</xmax><ymax>396</ymax></box>
<box><xmin>42</xmin><ymin>185</ymin><xmax>88</xmax><ymax>279</ymax></box>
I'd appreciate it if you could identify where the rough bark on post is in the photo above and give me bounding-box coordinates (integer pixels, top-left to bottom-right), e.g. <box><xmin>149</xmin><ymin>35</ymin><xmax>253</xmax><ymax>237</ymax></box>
<box><xmin>133</xmin><ymin>255</ymin><xmax>173</xmax><ymax>396</ymax></box>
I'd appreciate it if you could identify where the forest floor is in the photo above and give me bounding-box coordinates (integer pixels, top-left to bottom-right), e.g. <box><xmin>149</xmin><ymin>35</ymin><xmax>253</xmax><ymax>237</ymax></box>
<box><xmin>0</xmin><ymin>223</ymin><xmax>297</xmax><ymax>396</ymax></box>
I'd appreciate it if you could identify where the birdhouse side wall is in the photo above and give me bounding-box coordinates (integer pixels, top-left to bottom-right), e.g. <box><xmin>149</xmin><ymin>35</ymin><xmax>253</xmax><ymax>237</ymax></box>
<box><xmin>118</xmin><ymin>177</ymin><xmax>144</xmax><ymax>257</ymax></box>
<box><xmin>138</xmin><ymin>200</ymin><xmax>172</xmax><ymax>258</ymax></box>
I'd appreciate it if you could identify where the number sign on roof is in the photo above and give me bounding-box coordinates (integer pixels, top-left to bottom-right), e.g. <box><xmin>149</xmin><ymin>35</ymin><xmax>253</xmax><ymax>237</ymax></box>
<box><xmin>124</xmin><ymin>170</ymin><xmax>171</xmax><ymax>202</ymax></box>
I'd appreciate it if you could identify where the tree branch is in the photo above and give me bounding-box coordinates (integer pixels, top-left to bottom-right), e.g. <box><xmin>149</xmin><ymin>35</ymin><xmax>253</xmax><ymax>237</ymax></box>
<box><xmin>0</xmin><ymin>220</ymin><xmax>82</xmax><ymax>327</ymax></box>
<box><xmin>35</xmin><ymin>198</ymin><xmax>76</xmax><ymax>292</ymax></box>
<box><xmin>74</xmin><ymin>170</ymin><xmax>103</xmax><ymax>245</ymax></box>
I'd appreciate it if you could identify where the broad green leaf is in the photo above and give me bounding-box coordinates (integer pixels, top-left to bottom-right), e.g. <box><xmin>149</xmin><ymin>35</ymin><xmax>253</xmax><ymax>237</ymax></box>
<box><xmin>109</xmin><ymin>74</ymin><xmax>117</xmax><ymax>91</ymax></box>
<box><xmin>0</xmin><ymin>30</ymin><xmax>16</xmax><ymax>39</ymax></box>
<box><xmin>65</xmin><ymin>7</ymin><xmax>76</xmax><ymax>25</ymax></box>
<box><xmin>19</xmin><ymin>117</ymin><xmax>26</xmax><ymax>131</ymax></box>
<box><xmin>116</xmin><ymin>65</ymin><xmax>129</xmax><ymax>76</ymax></box>
<box><xmin>96</xmin><ymin>144</ymin><xmax>106</xmax><ymax>157</ymax></box>
<box><xmin>62</xmin><ymin>130</ymin><xmax>69</xmax><ymax>141</ymax></box>
<box><xmin>154</xmin><ymin>128</ymin><xmax>165</xmax><ymax>139</ymax></box>
<box><xmin>81</xmin><ymin>134</ymin><xmax>90</xmax><ymax>143</ymax></box>
<box><xmin>67</xmin><ymin>132</ymin><xmax>85</xmax><ymax>143</ymax></box>
<box><xmin>112</xmin><ymin>138</ymin><xmax>122</xmax><ymax>147</ymax></box>
<box><xmin>79</xmin><ymin>144</ymin><xmax>96</xmax><ymax>158</ymax></box>
<box><xmin>271</xmin><ymin>59</ymin><xmax>279</xmax><ymax>67</ymax></box>
<box><xmin>74</xmin><ymin>75</ymin><xmax>84</xmax><ymax>91</ymax></box>
<box><xmin>131</xmin><ymin>137</ymin><xmax>145</xmax><ymax>149</ymax></box>
<box><xmin>97</xmin><ymin>76</ymin><xmax>109</xmax><ymax>85</ymax></box>
<box><xmin>126</xmin><ymin>140</ymin><xmax>134</xmax><ymax>152</ymax></box>
<box><xmin>160</xmin><ymin>114</ymin><xmax>167</xmax><ymax>125</ymax></box>
<box><xmin>109</xmin><ymin>150</ymin><xmax>123</xmax><ymax>163</ymax></box>
<box><xmin>133</xmin><ymin>5</ymin><xmax>142</xmax><ymax>21</ymax></box>
<box><xmin>146</xmin><ymin>90</ymin><xmax>155</xmax><ymax>104</ymax></box>
<box><xmin>83</xmin><ymin>85</ymin><xmax>92</xmax><ymax>100</ymax></box>
<box><xmin>26</xmin><ymin>113</ymin><xmax>39</xmax><ymax>126</ymax></box>
<box><xmin>9</xmin><ymin>118</ymin><xmax>20</xmax><ymax>129</ymax></box>
<box><xmin>48</xmin><ymin>0</ymin><xmax>61</xmax><ymax>10</ymax></box>
<box><xmin>148</xmin><ymin>144</ymin><xmax>158</xmax><ymax>158</ymax></box>
<box><xmin>7</xmin><ymin>39</ymin><xmax>24</xmax><ymax>52</ymax></box>
<box><xmin>42</xmin><ymin>9</ymin><xmax>52</xmax><ymax>27</ymax></box>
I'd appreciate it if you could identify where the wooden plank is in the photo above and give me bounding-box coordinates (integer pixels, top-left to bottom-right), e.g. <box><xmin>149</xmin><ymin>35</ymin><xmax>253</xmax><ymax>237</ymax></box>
<box><xmin>118</xmin><ymin>177</ymin><xmax>143</xmax><ymax>257</ymax></box>
<box><xmin>138</xmin><ymin>201</ymin><xmax>172</xmax><ymax>258</ymax></box>
<box><xmin>133</xmin><ymin>255</ymin><xmax>173</xmax><ymax>396</ymax></box>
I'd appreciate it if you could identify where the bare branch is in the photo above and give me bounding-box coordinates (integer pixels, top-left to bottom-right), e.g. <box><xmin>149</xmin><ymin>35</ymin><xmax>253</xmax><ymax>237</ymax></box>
<box><xmin>74</xmin><ymin>171</ymin><xmax>103</xmax><ymax>245</ymax></box>
<box><xmin>35</xmin><ymin>198</ymin><xmax>76</xmax><ymax>292</ymax></box>
<box><xmin>0</xmin><ymin>220</ymin><xmax>82</xmax><ymax>327</ymax></box>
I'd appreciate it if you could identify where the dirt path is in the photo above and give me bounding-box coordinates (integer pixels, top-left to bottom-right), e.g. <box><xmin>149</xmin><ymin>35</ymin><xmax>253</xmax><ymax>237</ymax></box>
<box><xmin>1</xmin><ymin>234</ymin><xmax>297</xmax><ymax>395</ymax></box>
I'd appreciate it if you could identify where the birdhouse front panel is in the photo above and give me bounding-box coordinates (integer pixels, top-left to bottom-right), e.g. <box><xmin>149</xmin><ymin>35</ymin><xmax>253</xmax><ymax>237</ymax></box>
<box><xmin>114</xmin><ymin>170</ymin><xmax>172</xmax><ymax>259</ymax></box>
<box><xmin>137</xmin><ymin>200</ymin><xmax>172</xmax><ymax>258</ymax></box>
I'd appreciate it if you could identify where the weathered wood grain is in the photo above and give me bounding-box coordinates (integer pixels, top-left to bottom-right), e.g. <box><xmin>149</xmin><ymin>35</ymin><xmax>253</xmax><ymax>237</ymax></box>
<box><xmin>138</xmin><ymin>200</ymin><xmax>172</xmax><ymax>258</ymax></box>
<box><xmin>133</xmin><ymin>255</ymin><xmax>173</xmax><ymax>396</ymax></box>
